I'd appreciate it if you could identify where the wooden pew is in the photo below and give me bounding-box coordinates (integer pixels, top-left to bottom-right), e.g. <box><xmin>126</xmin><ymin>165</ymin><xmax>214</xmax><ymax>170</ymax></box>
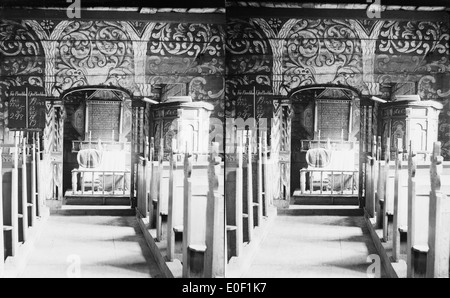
<box><xmin>0</xmin><ymin>145</ymin><xmax>4</xmax><ymax>277</ymax></box>
<box><xmin>224</xmin><ymin>129</ymin><xmax>278</xmax><ymax>277</ymax></box>
<box><xmin>225</xmin><ymin>130</ymin><xmax>243</xmax><ymax>260</ymax></box>
<box><xmin>381</xmin><ymin>138</ymin><xmax>390</xmax><ymax>240</ymax></box>
<box><xmin>149</xmin><ymin>159</ymin><xmax>159</xmax><ymax>229</ymax></box>
<box><xmin>11</xmin><ymin>132</ymin><xmax>19</xmax><ymax>257</ymax></box>
<box><xmin>381</xmin><ymin>139</ymin><xmax>408</xmax><ymax>241</ymax></box>
<box><xmin>146</xmin><ymin>138</ymin><xmax>154</xmax><ymax>224</ymax></box>
<box><xmin>30</xmin><ymin>133</ymin><xmax>37</xmax><ymax>226</ymax></box>
<box><xmin>205</xmin><ymin>142</ymin><xmax>225</xmax><ymax>278</ymax></box>
<box><xmin>186</xmin><ymin>156</ymin><xmax>211</xmax><ymax>277</ymax></box>
<box><xmin>255</xmin><ymin>136</ymin><xmax>263</xmax><ymax>227</ymax></box>
<box><xmin>406</xmin><ymin>146</ymin><xmax>429</xmax><ymax>278</ymax></box>
<box><xmin>166</xmin><ymin>145</ymin><xmax>174</xmax><ymax>261</ymax></box>
<box><xmin>392</xmin><ymin>139</ymin><xmax>408</xmax><ymax>262</ymax></box>
<box><xmin>262</xmin><ymin>131</ymin><xmax>270</xmax><ymax>217</ymax></box>
<box><xmin>403</xmin><ymin>142</ymin><xmax>449</xmax><ymax>277</ymax></box>
<box><xmin>390</xmin><ymin>141</ymin><xmax>450</xmax><ymax>278</ymax></box>
<box><xmin>406</xmin><ymin>144</ymin><xmax>421</xmax><ymax>277</ymax></box>
<box><xmin>225</xmin><ymin>128</ymin><xmax>275</xmax><ymax>262</ymax></box>
<box><xmin>1</xmin><ymin>131</ymin><xmax>44</xmax><ymax>275</ymax></box>
<box><xmin>156</xmin><ymin>138</ymin><xmax>168</xmax><ymax>242</ymax></box>
<box><xmin>366</xmin><ymin>156</ymin><xmax>376</xmax><ymax>218</ymax></box>
<box><xmin>235</xmin><ymin>132</ymin><xmax>244</xmax><ymax>249</ymax></box>
<box><xmin>225</xmin><ymin>132</ymin><xmax>238</xmax><ymax>261</ymax></box>
<box><xmin>182</xmin><ymin>150</ymin><xmax>192</xmax><ymax>278</ymax></box>
<box><xmin>426</xmin><ymin>142</ymin><xmax>450</xmax><ymax>278</ymax></box>
<box><xmin>243</xmin><ymin>130</ymin><xmax>254</xmax><ymax>242</ymax></box>
<box><xmin>36</xmin><ymin>132</ymin><xmax>47</xmax><ymax>216</ymax></box>
<box><xmin>136</xmin><ymin>156</ymin><xmax>148</xmax><ymax>218</ymax></box>
<box><xmin>136</xmin><ymin>138</ymin><xmax>149</xmax><ymax>218</ymax></box>
<box><xmin>374</xmin><ymin>136</ymin><xmax>387</xmax><ymax>229</ymax></box>
<box><xmin>226</xmin><ymin>130</ymin><xmax>273</xmax><ymax>264</ymax></box>
<box><xmin>135</xmin><ymin>136</ymin><xmax>152</xmax><ymax>220</ymax></box>
<box><xmin>19</xmin><ymin>133</ymin><xmax>29</xmax><ymax>243</ymax></box>
<box><xmin>181</xmin><ymin>143</ymin><xmax>224</xmax><ymax>278</ymax></box>
<box><xmin>157</xmin><ymin>162</ymin><xmax>171</xmax><ymax>241</ymax></box>
<box><xmin>368</xmin><ymin>136</ymin><xmax>391</xmax><ymax>236</ymax></box>
<box><xmin>167</xmin><ymin>141</ymin><xmax>184</xmax><ymax>262</ymax></box>
<box><xmin>26</xmin><ymin>133</ymin><xmax>38</xmax><ymax>225</ymax></box>
<box><xmin>2</xmin><ymin>132</ymin><xmax>20</xmax><ymax>259</ymax></box>
<box><xmin>182</xmin><ymin>151</ymin><xmax>209</xmax><ymax>277</ymax></box>
<box><xmin>364</xmin><ymin>135</ymin><xmax>392</xmax><ymax>229</ymax></box>
<box><xmin>405</xmin><ymin>145</ymin><xmax>434</xmax><ymax>276</ymax></box>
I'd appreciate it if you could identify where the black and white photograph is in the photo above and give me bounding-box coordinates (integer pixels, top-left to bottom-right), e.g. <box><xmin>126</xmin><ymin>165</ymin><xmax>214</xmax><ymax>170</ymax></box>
<box><xmin>0</xmin><ymin>0</ymin><xmax>449</xmax><ymax>283</ymax></box>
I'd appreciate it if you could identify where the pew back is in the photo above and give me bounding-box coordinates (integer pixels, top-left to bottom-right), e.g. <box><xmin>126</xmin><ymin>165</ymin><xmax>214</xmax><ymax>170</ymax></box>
<box><xmin>385</xmin><ymin>162</ymin><xmax>450</xmax><ymax>221</ymax></box>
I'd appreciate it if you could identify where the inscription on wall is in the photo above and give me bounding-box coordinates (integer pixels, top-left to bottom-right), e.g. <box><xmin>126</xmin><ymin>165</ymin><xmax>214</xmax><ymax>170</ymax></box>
<box><xmin>7</xmin><ymin>86</ymin><xmax>46</xmax><ymax>130</ymax></box>
<box><xmin>316</xmin><ymin>100</ymin><xmax>350</xmax><ymax>140</ymax></box>
<box><xmin>235</xmin><ymin>90</ymin><xmax>273</xmax><ymax>120</ymax></box>
<box><xmin>88</xmin><ymin>101</ymin><xmax>120</xmax><ymax>140</ymax></box>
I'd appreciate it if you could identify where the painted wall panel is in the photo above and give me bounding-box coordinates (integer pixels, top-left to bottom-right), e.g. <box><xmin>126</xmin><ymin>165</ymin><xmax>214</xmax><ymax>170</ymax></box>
<box><xmin>226</xmin><ymin>15</ymin><xmax>450</xmax><ymax>159</ymax></box>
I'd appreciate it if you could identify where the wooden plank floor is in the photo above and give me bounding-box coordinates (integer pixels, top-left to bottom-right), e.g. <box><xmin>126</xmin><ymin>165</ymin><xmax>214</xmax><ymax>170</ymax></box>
<box><xmin>243</xmin><ymin>214</ymin><xmax>387</xmax><ymax>278</ymax></box>
<box><xmin>18</xmin><ymin>215</ymin><xmax>163</xmax><ymax>278</ymax></box>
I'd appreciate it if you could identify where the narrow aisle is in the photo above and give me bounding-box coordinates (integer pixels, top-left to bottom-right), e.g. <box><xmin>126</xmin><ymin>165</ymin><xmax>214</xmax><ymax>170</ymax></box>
<box><xmin>243</xmin><ymin>215</ymin><xmax>386</xmax><ymax>278</ymax></box>
<box><xmin>19</xmin><ymin>215</ymin><xmax>163</xmax><ymax>278</ymax></box>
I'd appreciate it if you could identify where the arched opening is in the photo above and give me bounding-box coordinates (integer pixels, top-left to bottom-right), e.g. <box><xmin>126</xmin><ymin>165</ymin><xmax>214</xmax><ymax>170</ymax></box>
<box><xmin>60</xmin><ymin>86</ymin><xmax>133</xmax><ymax>204</ymax></box>
<box><xmin>288</xmin><ymin>85</ymin><xmax>361</xmax><ymax>204</ymax></box>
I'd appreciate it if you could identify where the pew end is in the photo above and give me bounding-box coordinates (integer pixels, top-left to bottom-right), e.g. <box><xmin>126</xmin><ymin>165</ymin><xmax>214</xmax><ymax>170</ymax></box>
<box><xmin>188</xmin><ymin>244</ymin><xmax>207</xmax><ymax>278</ymax></box>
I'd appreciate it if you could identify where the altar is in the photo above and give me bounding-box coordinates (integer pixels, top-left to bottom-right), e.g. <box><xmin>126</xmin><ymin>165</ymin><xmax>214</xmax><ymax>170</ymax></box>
<box><xmin>61</xmin><ymin>87</ymin><xmax>132</xmax><ymax>201</ymax></box>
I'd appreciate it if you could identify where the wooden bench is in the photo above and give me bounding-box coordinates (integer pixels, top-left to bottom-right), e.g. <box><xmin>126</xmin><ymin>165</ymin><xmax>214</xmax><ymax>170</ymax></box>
<box><xmin>225</xmin><ymin>130</ymin><xmax>244</xmax><ymax>260</ymax></box>
<box><xmin>371</xmin><ymin>138</ymin><xmax>450</xmax><ymax>278</ymax></box>
<box><xmin>1</xmin><ymin>143</ymin><xmax>4</xmax><ymax>277</ymax></box>
<box><xmin>225</xmin><ymin>130</ymin><xmax>274</xmax><ymax>268</ymax></box>
<box><xmin>181</xmin><ymin>143</ymin><xmax>224</xmax><ymax>278</ymax></box>
<box><xmin>2</xmin><ymin>133</ymin><xmax>21</xmax><ymax>262</ymax></box>
<box><xmin>1</xmin><ymin>131</ymin><xmax>47</xmax><ymax>277</ymax></box>
<box><xmin>167</xmin><ymin>145</ymin><xmax>185</xmax><ymax>261</ymax></box>
<box><xmin>184</xmin><ymin>156</ymin><xmax>212</xmax><ymax>277</ymax></box>
<box><xmin>136</xmin><ymin>138</ymin><xmax>225</xmax><ymax>278</ymax></box>
<box><xmin>405</xmin><ymin>142</ymin><xmax>450</xmax><ymax>278</ymax></box>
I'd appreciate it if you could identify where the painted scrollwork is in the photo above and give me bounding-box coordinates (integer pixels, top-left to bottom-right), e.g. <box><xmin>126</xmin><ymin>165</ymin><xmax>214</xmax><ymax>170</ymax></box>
<box><xmin>146</xmin><ymin>22</ymin><xmax>225</xmax><ymax>118</ymax></box>
<box><xmin>282</xmin><ymin>19</ymin><xmax>363</xmax><ymax>92</ymax></box>
<box><xmin>378</xmin><ymin>21</ymin><xmax>449</xmax><ymax>55</ymax></box>
<box><xmin>189</xmin><ymin>76</ymin><xmax>224</xmax><ymax>99</ymax></box>
<box><xmin>54</xmin><ymin>21</ymin><xmax>136</xmax><ymax>92</ymax></box>
<box><xmin>225</xmin><ymin>18</ymin><xmax>273</xmax><ymax>118</ymax></box>
<box><xmin>189</xmin><ymin>76</ymin><xmax>225</xmax><ymax>118</ymax></box>
<box><xmin>0</xmin><ymin>20</ymin><xmax>44</xmax><ymax>91</ymax></box>
<box><xmin>147</xmin><ymin>23</ymin><xmax>224</xmax><ymax>76</ymax></box>
<box><xmin>376</xmin><ymin>21</ymin><xmax>450</xmax><ymax>95</ymax></box>
<box><xmin>376</xmin><ymin>21</ymin><xmax>450</xmax><ymax>157</ymax></box>
<box><xmin>226</xmin><ymin>19</ymin><xmax>269</xmax><ymax>55</ymax></box>
<box><xmin>226</xmin><ymin>19</ymin><xmax>272</xmax><ymax>81</ymax></box>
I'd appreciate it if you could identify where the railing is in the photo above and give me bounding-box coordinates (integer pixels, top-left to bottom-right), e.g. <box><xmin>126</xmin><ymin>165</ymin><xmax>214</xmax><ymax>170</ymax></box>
<box><xmin>71</xmin><ymin>140</ymin><xmax>131</xmax><ymax>153</ymax></box>
<box><xmin>300</xmin><ymin>139</ymin><xmax>358</xmax><ymax>152</ymax></box>
<box><xmin>71</xmin><ymin>169</ymin><xmax>130</xmax><ymax>195</ymax></box>
<box><xmin>299</xmin><ymin>169</ymin><xmax>359</xmax><ymax>195</ymax></box>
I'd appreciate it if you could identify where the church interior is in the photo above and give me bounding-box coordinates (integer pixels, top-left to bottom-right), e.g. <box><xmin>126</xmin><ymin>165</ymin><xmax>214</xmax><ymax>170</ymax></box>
<box><xmin>1</xmin><ymin>0</ymin><xmax>450</xmax><ymax>279</ymax></box>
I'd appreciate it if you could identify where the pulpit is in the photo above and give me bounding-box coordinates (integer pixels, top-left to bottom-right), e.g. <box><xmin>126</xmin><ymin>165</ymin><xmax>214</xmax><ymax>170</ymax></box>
<box><xmin>151</xmin><ymin>96</ymin><xmax>214</xmax><ymax>157</ymax></box>
<box><xmin>380</xmin><ymin>97</ymin><xmax>443</xmax><ymax>161</ymax></box>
